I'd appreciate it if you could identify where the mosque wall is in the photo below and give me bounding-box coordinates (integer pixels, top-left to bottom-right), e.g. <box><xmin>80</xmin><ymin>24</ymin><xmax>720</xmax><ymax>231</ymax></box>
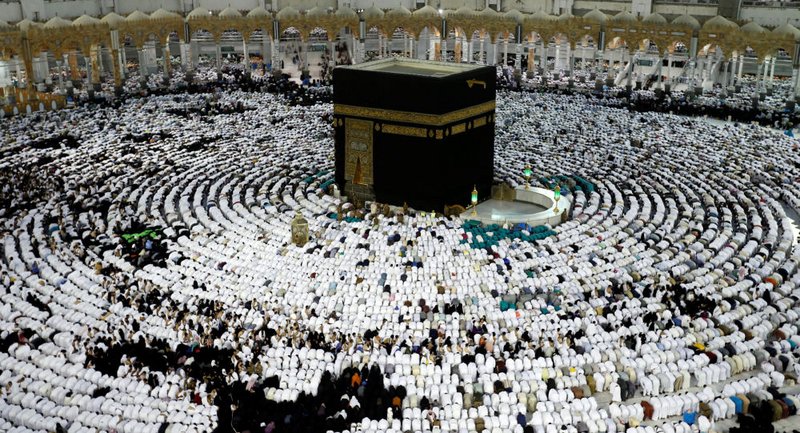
<box><xmin>0</xmin><ymin>0</ymin><xmax>42</xmax><ymax>23</ymax></box>
<box><xmin>115</xmin><ymin>0</ymin><xmax>185</xmax><ymax>15</ymax></box>
<box><xmin>500</xmin><ymin>0</ymin><xmax>552</xmax><ymax>14</ymax></box>
<box><xmin>0</xmin><ymin>4</ymin><xmax>21</xmax><ymax>23</ymax></box>
<box><xmin>43</xmin><ymin>0</ymin><xmax>102</xmax><ymax>17</ymax></box>
<box><xmin>340</xmin><ymin>0</ymin><xmax>423</xmax><ymax>10</ymax></box>
<box><xmin>739</xmin><ymin>6</ymin><xmax>800</xmax><ymax>28</ymax></box>
<box><xmin>439</xmin><ymin>0</ymin><xmax>477</xmax><ymax>10</ymax></box>
<box><xmin>276</xmin><ymin>0</ymin><xmax>336</xmax><ymax>10</ymax></box>
<box><xmin>21</xmin><ymin>0</ymin><xmax>46</xmax><ymax>20</ymax></box>
<box><xmin>573</xmin><ymin>1</ymin><xmax>629</xmax><ymax>14</ymax></box>
<box><xmin>552</xmin><ymin>0</ymin><xmax>574</xmax><ymax>14</ymax></box>
<box><xmin>630</xmin><ymin>0</ymin><xmax>652</xmax><ymax>17</ymax></box>
<box><xmin>574</xmin><ymin>2</ymin><xmax>719</xmax><ymax>21</ymax></box>
<box><xmin>0</xmin><ymin>0</ymin><xmax>798</xmax><ymax>30</ymax></box>
<box><xmin>651</xmin><ymin>4</ymin><xmax>718</xmax><ymax>19</ymax></box>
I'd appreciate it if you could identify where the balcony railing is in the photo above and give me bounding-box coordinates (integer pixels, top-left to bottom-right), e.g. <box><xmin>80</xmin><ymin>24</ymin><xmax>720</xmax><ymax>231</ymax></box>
<box><xmin>653</xmin><ymin>0</ymin><xmax>720</xmax><ymax>5</ymax></box>
<box><xmin>741</xmin><ymin>0</ymin><xmax>800</xmax><ymax>6</ymax></box>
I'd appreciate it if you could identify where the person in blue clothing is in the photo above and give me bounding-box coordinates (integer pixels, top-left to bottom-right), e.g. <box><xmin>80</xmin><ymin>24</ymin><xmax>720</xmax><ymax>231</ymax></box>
<box><xmin>516</xmin><ymin>411</ymin><xmax>526</xmax><ymax>427</ymax></box>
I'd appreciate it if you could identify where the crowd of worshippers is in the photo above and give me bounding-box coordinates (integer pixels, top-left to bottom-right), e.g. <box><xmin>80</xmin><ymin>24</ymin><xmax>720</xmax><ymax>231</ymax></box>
<box><xmin>2</xmin><ymin>61</ymin><xmax>800</xmax><ymax>433</ymax></box>
<box><xmin>47</xmin><ymin>52</ymin><xmax>798</xmax><ymax>130</ymax></box>
<box><xmin>496</xmin><ymin>66</ymin><xmax>800</xmax><ymax>130</ymax></box>
<box><xmin>113</xmin><ymin>225</ymin><xmax>171</xmax><ymax>269</ymax></box>
<box><xmin>0</xmin><ymin>164</ymin><xmax>61</xmax><ymax>219</ymax></box>
<box><xmin>113</xmin><ymin>65</ymin><xmax>331</xmax><ymax>108</ymax></box>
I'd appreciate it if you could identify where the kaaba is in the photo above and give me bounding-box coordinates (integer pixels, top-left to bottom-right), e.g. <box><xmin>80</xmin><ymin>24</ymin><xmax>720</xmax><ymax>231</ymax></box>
<box><xmin>332</xmin><ymin>58</ymin><xmax>495</xmax><ymax>211</ymax></box>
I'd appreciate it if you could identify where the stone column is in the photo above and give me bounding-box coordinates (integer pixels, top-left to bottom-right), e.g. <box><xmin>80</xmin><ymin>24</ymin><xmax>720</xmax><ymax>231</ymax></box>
<box><xmin>554</xmin><ymin>44</ymin><xmax>560</xmax><ymax>71</ymax></box>
<box><xmin>163</xmin><ymin>42</ymin><xmax>171</xmax><ymax>78</ymax></box>
<box><xmin>769</xmin><ymin>56</ymin><xmax>776</xmax><ymax>83</ymax></box>
<box><xmin>181</xmin><ymin>41</ymin><xmax>192</xmax><ymax>70</ymax></box>
<box><xmin>760</xmin><ymin>57</ymin><xmax>769</xmax><ymax>94</ymax></box>
<box><xmin>718</xmin><ymin>60</ymin><xmax>725</xmax><ymax>88</ymax></box>
<box><xmin>90</xmin><ymin>47</ymin><xmax>100</xmax><ymax>95</ymax></box>
<box><xmin>328</xmin><ymin>39</ymin><xmax>335</xmax><ymax>70</ymax></box>
<box><xmin>110</xmin><ymin>49</ymin><xmax>121</xmax><ymax>89</ymax></box>
<box><xmin>514</xmin><ymin>43</ymin><xmax>521</xmax><ymax>71</ymax></box>
<box><xmin>625</xmin><ymin>56</ymin><xmax>634</xmax><ymax>90</ymax></box>
<box><xmin>566</xmin><ymin>43</ymin><xmax>571</xmax><ymax>73</ymax></box>
<box><xmin>271</xmin><ymin>38</ymin><xmax>281</xmax><ymax>71</ymax></box>
<box><xmin>96</xmin><ymin>45</ymin><xmax>105</xmax><ymax>79</ymax></box>
<box><xmin>19</xmin><ymin>38</ymin><xmax>36</xmax><ymax>98</ymax></box>
<box><xmin>69</xmin><ymin>52</ymin><xmax>81</xmax><ymax>81</ymax></box>
<box><xmin>480</xmin><ymin>35</ymin><xmax>485</xmax><ymax>64</ymax></box>
<box><xmin>539</xmin><ymin>42</ymin><xmax>547</xmax><ymax>70</ymax></box>
<box><xmin>261</xmin><ymin>37</ymin><xmax>268</xmax><ymax>70</ymax></box>
<box><xmin>14</xmin><ymin>56</ymin><xmax>22</xmax><ymax>87</ymax></box>
<box><xmin>503</xmin><ymin>38</ymin><xmax>508</xmax><ymax>67</ymax></box>
<box><xmin>191</xmin><ymin>39</ymin><xmax>200</xmax><ymax>69</ymax></box>
<box><xmin>737</xmin><ymin>54</ymin><xmax>744</xmax><ymax>79</ymax></box>
<box><xmin>138</xmin><ymin>46</ymin><xmax>147</xmax><ymax>80</ymax></box>
<box><xmin>41</xmin><ymin>53</ymin><xmax>50</xmax><ymax>85</ymax></box>
<box><xmin>304</xmin><ymin>39</ymin><xmax>309</xmax><ymax>76</ymax></box>
<box><xmin>599</xmin><ymin>30</ymin><xmax>605</xmax><ymax>53</ymax></box>
<box><xmin>119</xmin><ymin>48</ymin><xmax>127</xmax><ymax>80</ymax></box>
<box><xmin>56</xmin><ymin>60</ymin><xmax>64</xmax><ymax>91</ymax></box>
<box><xmin>13</xmin><ymin>56</ymin><xmax>21</xmax><ymax>86</ymax></box>
<box><xmin>61</xmin><ymin>54</ymin><xmax>71</xmax><ymax>94</ymax></box>
<box><xmin>695</xmin><ymin>57</ymin><xmax>703</xmax><ymax>85</ymax></box>
<box><xmin>215</xmin><ymin>42</ymin><xmax>222</xmax><ymax>73</ymax></box>
<box><xmin>242</xmin><ymin>38</ymin><xmax>249</xmax><ymax>70</ymax></box>
<box><xmin>85</xmin><ymin>52</ymin><xmax>93</xmax><ymax>88</ymax></box>
<box><xmin>795</xmin><ymin>67</ymin><xmax>800</xmax><ymax>98</ymax></box>
<box><xmin>527</xmin><ymin>46</ymin><xmax>534</xmax><ymax>76</ymax></box>
<box><xmin>363</xmin><ymin>37</ymin><xmax>368</xmax><ymax>62</ymax></box>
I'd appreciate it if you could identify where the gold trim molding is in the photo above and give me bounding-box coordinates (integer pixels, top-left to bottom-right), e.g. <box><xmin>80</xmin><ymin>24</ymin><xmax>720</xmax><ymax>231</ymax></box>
<box><xmin>333</xmin><ymin>100</ymin><xmax>496</xmax><ymax>127</ymax></box>
<box><xmin>382</xmin><ymin>124</ymin><xmax>429</xmax><ymax>137</ymax></box>
<box><xmin>373</xmin><ymin>118</ymin><xmax>491</xmax><ymax>139</ymax></box>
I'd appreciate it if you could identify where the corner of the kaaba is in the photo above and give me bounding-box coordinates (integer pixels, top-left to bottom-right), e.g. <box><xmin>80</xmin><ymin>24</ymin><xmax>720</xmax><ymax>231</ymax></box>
<box><xmin>332</xmin><ymin>59</ymin><xmax>496</xmax><ymax>212</ymax></box>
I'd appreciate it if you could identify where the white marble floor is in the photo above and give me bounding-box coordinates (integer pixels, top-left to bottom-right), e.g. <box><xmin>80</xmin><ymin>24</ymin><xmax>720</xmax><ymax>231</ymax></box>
<box><xmin>278</xmin><ymin>51</ymin><xmax>326</xmax><ymax>83</ymax></box>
